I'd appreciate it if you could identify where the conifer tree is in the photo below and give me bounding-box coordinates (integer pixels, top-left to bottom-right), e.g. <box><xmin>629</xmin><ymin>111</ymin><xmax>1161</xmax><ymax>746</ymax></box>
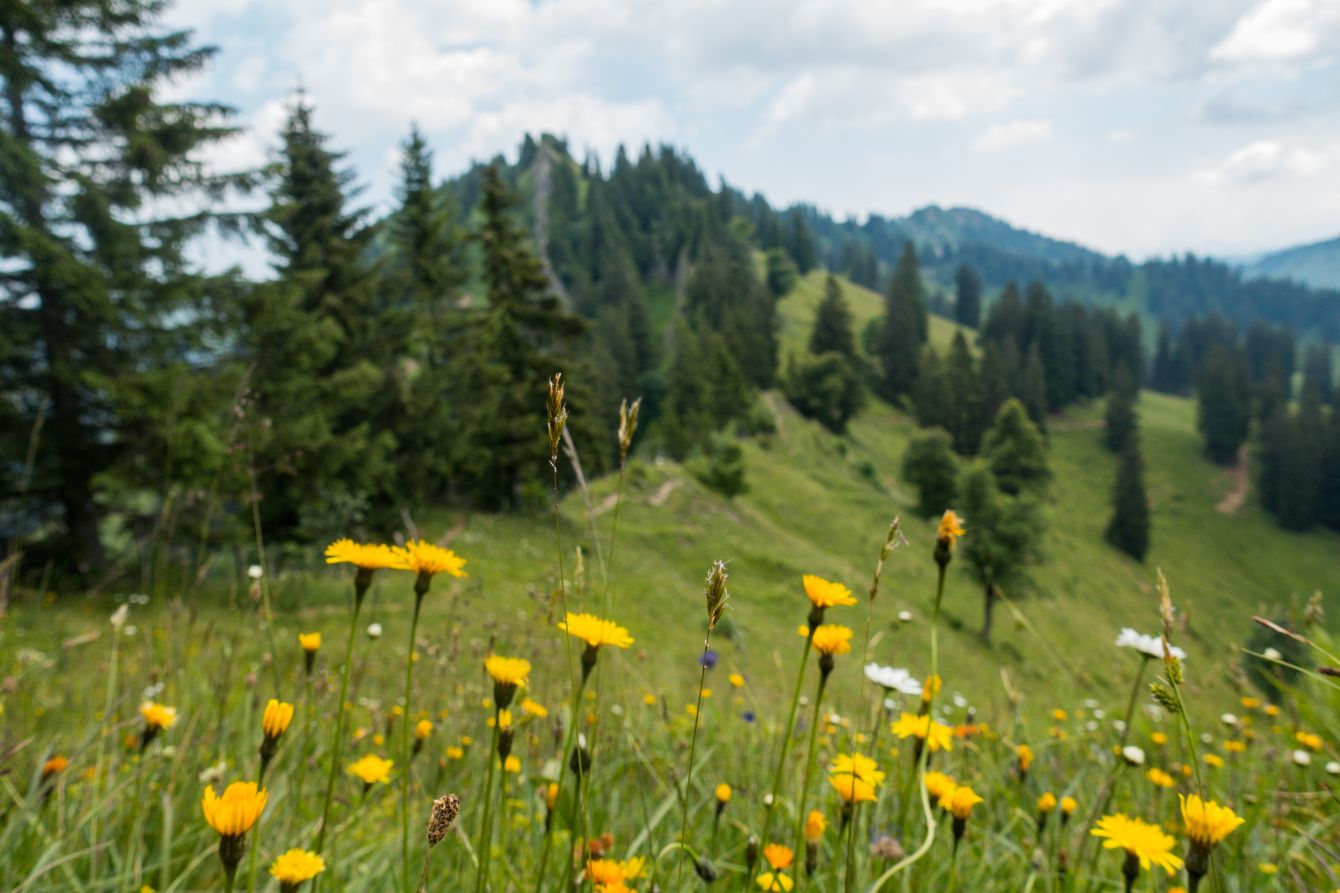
<box><xmin>1105</xmin><ymin>441</ymin><xmax>1150</xmax><ymax>560</ymax></box>
<box><xmin>1103</xmin><ymin>366</ymin><xmax>1139</xmax><ymax>453</ymax></box>
<box><xmin>1018</xmin><ymin>345</ymin><xmax>1049</xmax><ymax>431</ymax></box>
<box><xmin>943</xmin><ymin>332</ymin><xmax>982</xmax><ymax>454</ymax></box>
<box><xmin>783</xmin><ymin>352</ymin><xmax>864</xmax><ymax>434</ymax></box>
<box><xmin>810</xmin><ymin>275</ymin><xmax>856</xmax><ymax>358</ymax></box>
<box><xmin>873</xmin><ymin>244</ymin><xmax>926</xmax><ymax>402</ymax></box>
<box><xmin>902</xmin><ymin>429</ymin><xmax>958</xmax><ymax>517</ymax></box>
<box><xmin>0</xmin><ymin>1</ymin><xmax>248</xmax><ymax>572</ymax></box>
<box><xmin>982</xmin><ymin>398</ymin><xmax>1050</xmax><ymax>496</ymax></box>
<box><xmin>954</xmin><ymin>264</ymin><xmax>983</xmax><ymax>328</ymax></box>
<box><xmin>957</xmin><ymin>461</ymin><xmax>1042</xmax><ymax>644</ymax></box>
<box><xmin>1196</xmin><ymin>347</ymin><xmax>1251</xmax><ymax>465</ymax></box>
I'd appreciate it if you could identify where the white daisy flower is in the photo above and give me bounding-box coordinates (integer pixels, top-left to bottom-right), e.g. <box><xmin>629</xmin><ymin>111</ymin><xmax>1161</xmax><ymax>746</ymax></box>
<box><xmin>366</xmin><ymin>622</ymin><xmax>383</xmax><ymax>639</ymax></box>
<box><xmin>1292</xmin><ymin>750</ymin><xmax>1311</xmax><ymax>767</ymax></box>
<box><xmin>1121</xmin><ymin>745</ymin><xmax>1146</xmax><ymax>766</ymax></box>
<box><xmin>1115</xmin><ymin>628</ymin><xmax>1186</xmax><ymax>660</ymax></box>
<box><xmin>863</xmin><ymin>663</ymin><xmax>922</xmax><ymax>696</ymax></box>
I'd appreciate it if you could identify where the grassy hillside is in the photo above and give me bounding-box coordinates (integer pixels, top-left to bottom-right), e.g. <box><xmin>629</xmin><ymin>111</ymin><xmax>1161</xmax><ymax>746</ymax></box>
<box><xmin>10</xmin><ymin>273</ymin><xmax>1336</xmax><ymax>730</ymax></box>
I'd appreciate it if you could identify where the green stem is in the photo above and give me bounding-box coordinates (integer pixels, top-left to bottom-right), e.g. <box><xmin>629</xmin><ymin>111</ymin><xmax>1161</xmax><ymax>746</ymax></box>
<box><xmin>531</xmin><ymin>672</ymin><xmax>589</xmax><ymax>893</ymax></box>
<box><xmin>675</xmin><ymin>645</ymin><xmax>713</xmax><ymax>889</ymax></box>
<box><xmin>793</xmin><ymin>671</ymin><xmax>828</xmax><ymax>861</ymax></box>
<box><xmin>474</xmin><ymin>714</ymin><xmax>501</xmax><ymax>893</ymax></box>
<box><xmin>763</xmin><ymin>629</ymin><xmax>815</xmax><ymax>844</ymax></box>
<box><xmin>402</xmin><ymin>590</ymin><xmax>426</xmax><ymax>893</ymax></box>
<box><xmin>842</xmin><ymin>801</ymin><xmax>859</xmax><ymax>893</ymax></box>
<box><xmin>313</xmin><ymin>580</ymin><xmax>366</xmax><ymax>859</ymax></box>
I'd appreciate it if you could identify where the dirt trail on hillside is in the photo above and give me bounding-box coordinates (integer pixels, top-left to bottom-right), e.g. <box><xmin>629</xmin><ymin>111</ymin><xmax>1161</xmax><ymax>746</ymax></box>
<box><xmin>1216</xmin><ymin>444</ymin><xmax>1250</xmax><ymax>515</ymax></box>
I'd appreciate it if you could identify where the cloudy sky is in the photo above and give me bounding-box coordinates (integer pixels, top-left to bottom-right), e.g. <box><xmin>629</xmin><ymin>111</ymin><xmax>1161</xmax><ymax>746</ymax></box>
<box><xmin>169</xmin><ymin>0</ymin><xmax>1340</xmax><ymax>261</ymax></box>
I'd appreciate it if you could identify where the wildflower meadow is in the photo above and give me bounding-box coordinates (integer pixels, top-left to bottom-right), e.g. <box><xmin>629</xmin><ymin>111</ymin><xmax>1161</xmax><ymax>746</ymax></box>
<box><xmin>1</xmin><ymin>376</ymin><xmax>1337</xmax><ymax>893</ymax></box>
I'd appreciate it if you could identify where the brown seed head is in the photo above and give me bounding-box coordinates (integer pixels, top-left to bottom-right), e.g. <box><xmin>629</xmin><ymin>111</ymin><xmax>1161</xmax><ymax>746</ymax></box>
<box><xmin>426</xmin><ymin>793</ymin><xmax>460</xmax><ymax>846</ymax></box>
<box><xmin>546</xmin><ymin>373</ymin><xmax>568</xmax><ymax>462</ymax></box>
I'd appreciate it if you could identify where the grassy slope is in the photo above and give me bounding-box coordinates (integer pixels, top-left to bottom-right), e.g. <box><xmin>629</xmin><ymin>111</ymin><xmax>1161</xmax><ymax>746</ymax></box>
<box><xmin>9</xmin><ymin>273</ymin><xmax>1338</xmax><ymax>729</ymax></box>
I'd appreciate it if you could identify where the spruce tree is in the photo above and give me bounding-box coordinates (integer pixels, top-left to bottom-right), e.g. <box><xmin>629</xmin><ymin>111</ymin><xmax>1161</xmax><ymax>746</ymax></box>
<box><xmin>982</xmin><ymin>398</ymin><xmax>1049</xmax><ymax>496</ymax></box>
<box><xmin>1196</xmin><ymin>347</ymin><xmax>1251</xmax><ymax>465</ymax></box>
<box><xmin>954</xmin><ymin>264</ymin><xmax>982</xmax><ymax>328</ymax></box>
<box><xmin>957</xmin><ymin>461</ymin><xmax>1042</xmax><ymax>644</ymax></box>
<box><xmin>810</xmin><ymin>275</ymin><xmax>856</xmax><ymax>358</ymax></box>
<box><xmin>901</xmin><ymin>430</ymin><xmax>958</xmax><ymax>517</ymax></box>
<box><xmin>783</xmin><ymin>352</ymin><xmax>864</xmax><ymax>434</ymax></box>
<box><xmin>1103</xmin><ymin>366</ymin><xmax>1139</xmax><ymax>453</ymax></box>
<box><xmin>873</xmin><ymin>244</ymin><xmax>925</xmax><ymax>402</ymax></box>
<box><xmin>943</xmin><ymin>332</ymin><xmax>982</xmax><ymax>454</ymax></box>
<box><xmin>1105</xmin><ymin>441</ymin><xmax>1150</xmax><ymax>560</ymax></box>
<box><xmin>0</xmin><ymin>2</ymin><xmax>247</xmax><ymax>573</ymax></box>
<box><xmin>245</xmin><ymin>97</ymin><xmax>394</xmax><ymax>539</ymax></box>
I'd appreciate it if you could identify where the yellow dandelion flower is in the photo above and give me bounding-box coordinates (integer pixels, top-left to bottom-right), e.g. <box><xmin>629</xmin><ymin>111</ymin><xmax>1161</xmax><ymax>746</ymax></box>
<box><xmin>262</xmin><ymin>699</ymin><xmax>294</xmax><ymax>740</ymax></box>
<box><xmin>1147</xmin><ymin>768</ymin><xmax>1175</xmax><ymax>788</ymax></box>
<box><xmin>1296</xmin><ymin>731</ymin><xmax>1323</xmax><ymax>751</ymax></box>
<box><xmin>1263</xmin><ymin>704</ymin><xmax>1280</xmax><ymax>718</ymax></box>
<box><xmin>1151</xmin><ymin>732</ymin><xmax>1168</xmax><ymax>746</ymax></box>
<box><xmin>923</xmin><ymin>771</ymin><xmax>957</xmax><ymax>801</ymax></box>
<box><xmin>729</xmin><ymin>672</ymin><xmax>745</xmax><ymax>687</ymax></box>
<box><xmin>559</xmin><ymin>612</ymin><xmax>634</xmax><ymax>649</ymax></box>
<box><xmin>485</xmin><ymin>654</ymin><xmax>531</xmax><ymax>687</ymax></box>
<box><xmin>936</xmin><ymin>510</ymin><xmax>965</xmax><ymax>549</ymax></box>
<box><xmin>891</xmin><ymin>712</ymin><xmax>954</xmax><ymax>752</ymax></box>
<box><xmin>1090</xmin><ymin>813</ymin><xmax>1183</xmax><ymax>875</ymax></box>
<box><xmin>446</xmin><ymin>746</ymin><xmax>464</xmax><ymax>760</ymax></box>
<box><xmin>810</xmin><ymin>624</ymin><xmax>853</xmax><ymax>656</ymax></box>
<box><xmin>298</xmin><ymin>632</ymin><xmax>321</xmax><ymax>652</ymax></box>
<box><xmin>1180</xmin><ymin>794</ymin><xmax>1244</xmax><ymax>848</ymax></box>
<box><xmin>940</xmin><ymin>785</ymin><xmax>984</xmax><ymax>820</ymax></box>
<box><xmin>802</xmin><ymin>575</ymin><xmax>856</xmax><ymax>609</ymax></box>
<box><xmin>1017</xmin><ymin>744</ymin><xmax>1034</xmax><ymax>772</ymax></box>
<box><xmin>804</xmin><ymin>810</ymin><xmax>826</xmax><ymax>842</ymax></box>
<box><xmin>201</xmin><ymin>782</ymin><xmax>267</xmax><ymax>837</ymax></box>
<box><xmin>1204</xmin><ymin>753</ymin><xmax>1224</xmax><ymax>768</ymax></box>
<box><xmin>828</xmin><ymin>752</ymin><xmax>884</xmax><ymax>803</ymax></box>
<box><xmin>1037</xmin><ymin>792</ymin><xmax>1058</xmax><ymax>813</ymax></box>
<box><xmin>392</xmin><ymin>539</ymin><xmax>467</xmax><ymax>577</ymax></box>
<box><xmin>269</xmin><ymin>849</ymin><xmax>325</xmax><ymax>885</ymax></box>
<box><xmin>323</xmin><ymin>539</ymin><xmax>400</xmax><ymax>570</ymax></box>
<box><xmin>521</xmin><ymin>697</ymin><xmax>548</xmax><ymax>718</ymax></box>
<box><xmin>140</xmin><ymin>701</ymin><xmax>178</xmax><ymax>731</ymax></box>
<box><xmin>42</xmin><ymin>755</ymin><xmax>70</xmax><ymax>779</ymax></box>
<box><xmin>1061</xmin><ymin>796</ymin><xmax>1078</xmax><ymax>816</ymax></box>
<box><xmin>715</xmin><ymin>783</ymin><xmax>732</xmax><ymax>804</ymax></box>
<box><xmin>1225</xmin><ymin>740</ymin><xmax>1247</xmax><ymax>754</ymax></box>
<box><xmin>1240</xmin><ymin>696</ymin><xmax>1260</xmax><ymax>709</ymax></box>
<box><xmin>756</xmin><ymin>872</ymin><xmax>794</xmax><ymax>892</ymax></box>
<box><xmin>415</xmin><ymin>719</ymin><xmax>433</xmax><ymax>741</ymax></box>
<box><xmin>504</xmin><ymin>756</ymin><xmax>521</xmax><ymax>773</ymax></box>
<box><xmin>347</xmin><ymin>754</ymin><xmax>393</xmax><ymax>786</ymax></box>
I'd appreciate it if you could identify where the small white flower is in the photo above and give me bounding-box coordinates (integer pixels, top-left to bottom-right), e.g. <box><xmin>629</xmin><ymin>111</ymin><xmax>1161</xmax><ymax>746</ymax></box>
<box><xmin>247</xmin><ymin>564</ymin><xmax>264</xmax><ymax>580</ymax></box>
<box><xmin>1083</xmin><ymin>699</ymin><xmax>1099</xmax><ymax>709</ymax></box>
<box><xmin>1325</xmin><ymin>761</ymin><xmax>1339</xmax><ymax>776</ymax></box>
<box><xmin>1200</xmin><ymin>733</ymin><xmax>1214</xmax><ymax>745</ymax></box>
<box><xmin>883</xmin><ymin>697</ymin><xmax>897</xmax><ymax>712</ymax></box>
<box><xmin>366</xmin><ymin>622</ymin><xmax>383</xmax><ymax>639</ymax></box>
<box><xmin>1292</xmin><ymin>750</ymin><xmax>1311</xmax><ymax>767</ymax></box>
<box><xmin>1115</xmin><ymin>628</ymin><xmax>1186</xmax><ymax>661</ymax></box>
<box><xmin>1113</xmin><ymin>720</ymin><xmax>1128</xmax><ymax>734</ymax></box>
<box><xmin>1085</xmin><ymin>720</ymin><xmax>1099</xmax><ymax>732</ymax></box>
<box><xmin>1263</xmin><ymin>647</ymin><xmax>1283</xmax><ymax>661</ymax></box>
<box><xmin>952</xmin><ymin>693</ymin><xmax>968</xmax><ymax>709</ymax></box>
<box><xmin>110</xmin><ymin>604</ymin><xmax>129</xmax><ymax>630</ymax></box>
<box><xmin>1220</xmin><ymin>713</ymin><xmax>1238</xmax><ymax>727</ymax></box>
<box><xmin>897</xmin><ymin>610</ymin><xmax>913</xmax><ymax>623</ymax></box>
<box><xmin>610</xmin><ymin>704</ymin><xmax>623</xmax><ymax>716</ymax></box>
<box><xmin>863</xmin><ymin>663</ymin><xmax>922</xmax><ymax>696</ymax></box>
<box><xmin>799</xmin><ymin>696</ymin><xmax>810</xmax><ymax>707</ymax></box>
<box><xmin>1121</xmin><ymin>745</ymin><xmax>1146</xmax><ymax>766</ymax></box>
<box><xmin>1093</xmin><ymin>708</ymin><xmax>1105</xmax><ymax>719</ymax></box>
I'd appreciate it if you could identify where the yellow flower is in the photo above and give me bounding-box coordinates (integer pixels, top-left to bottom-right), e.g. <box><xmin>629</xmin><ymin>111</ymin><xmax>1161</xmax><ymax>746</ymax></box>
<box><xmin>643</xmin><ymin>693</ymin><xmax>657</xmax><ymax>706</ymax></box>
<box><xmin>1180</xmin><ymin>794</ymin><xmax>1244</xmax><ymax>848</ymax></box>
<box><xmin>1258</xmin><ymin>862</ymin><xmax>1277</xmax><ymax>874</ymax></box>
<box><xmin>1061</xmin><ymin>796</ymin><xmax>1078</xmax><ymax>816</ymax></box>
<box><xmin>729</xmin><ymin>673</ymin><xmax>745</xmax><ymax>687</ymax></box>
<box><xmin>269</xmin><ymin>849</ymin><xmax>325</xmax><ymax>885</ymax></box>
<box><xmin>1263</xmin><ymin>704</ymin><xmax>1280</xmax><ymax>718</ymax></box>
<box><xmin>521</xmin><ymin>697</ymin><xmax>548</xmax><ymax>718</ymax></box>
<box><xmin>891</xmin><ymin>712</ymin><xmax>954</xmax><ymax>752</ymax></box>
<box><xmin>446</xmin><ymin>746</ymin><xmax>464</xmax><ymax>760</ymax></box>
<box><xmin>810</xmin><ymin>624</ymin><xmax>853</xmax><ymax>656</ymax></box>
<box><xmin>939</xmin><ymin>785</ymin><xmax>984</xmax><ymax>820</ymax></box>
<box><xmin>1090</xmin><ymin>813</ymin><xmax>1184</xmax><ymax>875</ymax></box>
<box><xmin>803</xmin><ymin>810</ymin><xmax>826</xmax><ymax>842</ymax></box>
<box><xmin>504</xmin><ymin>756</ymin><xmax>521</xmax><ymax>773</ymax></box>
<box><xmin>1296</xmin><ymin>731</ymin><xmax>1323</xmax><ymax>751</ymax></box>
<box><xmin>415</xmin><ymin>719</ymin><xmax>433</xmax><ymax>741</ymax></box>
<box><xmin>1240</xmin><ymin>696</ymin><xmax>1260</xmax><ymax>709</ymax></box>
<box><xmin>763</xmin><ymin>843</ymin><xmax>794</xmax><ymax>871</ymax></box>
<box><xmin>392</xmin><ymin>539</ymin><xmax>467</xmax><ymax>577</ymax></box>
<box><xmin>1052</xmin><ymin>708</ymin><xmax>1068</xmax><ymax>721</ymax></box>
<box><xmin>42</xmin><ymin>755</ymin><xmax>70</xmax><ymax>779</ymax></box>
<box><xmin>802</xmin><ymin>575</ymin><xmax>856</xmax><ymax>609</ymax></box>
<box><xmin>324</xmin><ymin>539</ymin><xmax>400</xmax><ymax>570</ymax></box>
<box><xmin>828</xmin><ymin>752</ymin><xmax>885</xmax><ymax>804</ymax></box>
<box><xmin>936</xmin><ymin>510</ymin><xmax>965</xmax><ymax>549</ymax></box>
<box><xmin>485</xmin><ymin>654</ymin><xmax>531</xmax><ymax>687</ymax></box>
<box><xmin>1017</xmin><ymin>744</ymin><xmax>1034</xmax><ymax>772</ymax></box>
<box><xmin>619</xmin><ymin>857</ymin><xmax>645</xmax><ymax>880</ymax></box>
<box><xmin>586</xmin><ymin>858</ymin><xmax>625</xmax><ymax>887</ymax></box>
<box><xmin>262</xmin><ymin>699</ymin><xmax>294</xmax><ymax>740</ymax></box>
<box><xmin>1037</xmin><ymin>792</ymin><xmax>1058</xmax><ymax>813</ymax></box>
<box><xmin>1225</xmin><ymin>740</ymin><xmax>1246</xmax><ymax>754</ymax></box>
<box><xmin>559</xmin><ymin>612</ymin><xmax>634</xmax><ymax>649</ymax></box>
<box><xmin>1150</xmin><ymin>732</ymin><xmax>1168</xmax><ymax>746</ymax></box>
<box><xmin>756</xmin><ymin>872</ymin><xmax>794</xmax><ymax>892</ymax></box>
<box><xmin>716</xmin><ymin>783</ymin><xmax>732</xmax><ymax>803</ymax></box>
<box><xmin>298</xmin><ymin>632</ymin><xmax>321</xmax><ymax>653</ymax></box>
<box><xmin>923</xmin><ymin>771</ymin><xmax>957</xmax><ymax>801</ymax></box>
<box><xmin>1204</xmin><ymin>753</ymin><xmax>1224</xmax><ymax>768</ymax></box>
<box><xmin>140</xmin><ymin>701</ymin><xmax>178</xmax><ymax>731</ymax></box>
<box><xmin>201</xmin><ymin>782</ymin><xmax>267</xmax><ymax>837</ymax></box>
<box><xmin>921</xmin><ymin>674</ymin><xmax>943</xmax><ymax>703</ymax></box>
<box><xmin>1147</xmin><ymin>768</ymin><xmax>1175</xmax><ymax>788</ymax></box>
<box><xmin>347</xmin><ymin>754</ymin><xmax>394</xmax><ymax>785</ymax></box>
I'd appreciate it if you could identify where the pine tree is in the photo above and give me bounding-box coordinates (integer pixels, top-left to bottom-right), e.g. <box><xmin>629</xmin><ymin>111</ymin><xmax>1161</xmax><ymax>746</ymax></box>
<box><xmin>901</xmin><ymin>430</ymin><xmax>958</xmax><ymax>517</ymax></box>
<box><xmin>810</xmin><ymin>275</ymin><xmax>856</xmax><ymax>358</ymax></box>
<box><xmin>873</xmin><ymin>245</ymin><xmax>926</xmax><ymax>402</ymax></box>
<box><xmin>1017</xmin><ymin>345</ymin><xmax>1049</xmax><ymax>431</ymax></box>
<box><xmin>1302</xmin><ymin>343</ymin><xmax>1334</xmax><ymax>405</ymax></box>
<box><xmin>891</xmin><ymin>241</ymin><xmax>928</xmax><ymax>342</ymax></box>
<box><xmin>982</xmin><ymin>398</ymin><xmax>1050</xmax><ymax>496</ymax></box>
<box><xmin>1196</xmin><ymin>347</ymin><xmax>1251</xmax><ymax>465</ymax></box>
<box><xmin>1103</xmin><ymin>366</ymin><xmax>1138</xmax><ymax>453</ymax></box>
<box><xmin>245</xmin><ymin>97</ymin><xmax>394</xmax><ymax>539</ymax></box>
<box><xmin>954</xmin><ymin>264</ymin><xmax>982</xmax><ymax>328</ymax></box>
<box><xmin>1105</xmin><ymin>441</ymin><xmax>1150</xmax><ymax>560</ymax></box>
<box><xmin>783</xmin><ymin>352</ymin><xmax>864</xmax><ymax>434</ymax></box>
<box><xmin>0</xmin><ymin>2</ymin><xmax>247</xmax><ymax>573</ymax></box>
<box><xmin>943</xmin><ymin>332</ymin><xmax>982</xmax><ymax>454</ymax></box>
<box><xmin>784</xmin><ymin>209</ymin><xmax>817</xmax><ymax>273</ymax></box>
<box><xmin>957</xmin><ymin>461</ymin><xmax>1042</xmax><ymax>644</ymax></box>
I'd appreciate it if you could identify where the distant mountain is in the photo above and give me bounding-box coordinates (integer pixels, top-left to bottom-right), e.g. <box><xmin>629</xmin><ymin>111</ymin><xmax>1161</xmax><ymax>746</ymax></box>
<box><xmin>1238</xmin><ymin>234</ymin><xmax>1340</xmax><ymax>291</ymax></box>
<box><xmin>898</xmin><ymin>204</ymin><xmax>1108</xmax><ymax>267</ymax></box>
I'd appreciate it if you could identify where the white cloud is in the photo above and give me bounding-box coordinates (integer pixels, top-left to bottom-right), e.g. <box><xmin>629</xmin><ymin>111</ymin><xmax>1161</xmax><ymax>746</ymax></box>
<box><xmin>1211</xmin><ymin>0</ymin><xmax>1340</xmax><ymax>64</ymax></box>
<box><xmin>973</xmin><ymin>119</ymin><xmax>1054</xmax><ymax>151</ymax></box>
<box><xmin>1193</xmin><ymin>139</ymin><xmax>1330</xmax><ymax>183</ymax></box>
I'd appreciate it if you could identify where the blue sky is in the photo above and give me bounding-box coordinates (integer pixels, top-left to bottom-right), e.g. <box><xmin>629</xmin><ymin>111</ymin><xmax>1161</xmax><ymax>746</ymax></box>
<box><xmin>167</xmin><ymin>0</ymin><xmax>1340</xmax><ymax>263</ymax></box>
